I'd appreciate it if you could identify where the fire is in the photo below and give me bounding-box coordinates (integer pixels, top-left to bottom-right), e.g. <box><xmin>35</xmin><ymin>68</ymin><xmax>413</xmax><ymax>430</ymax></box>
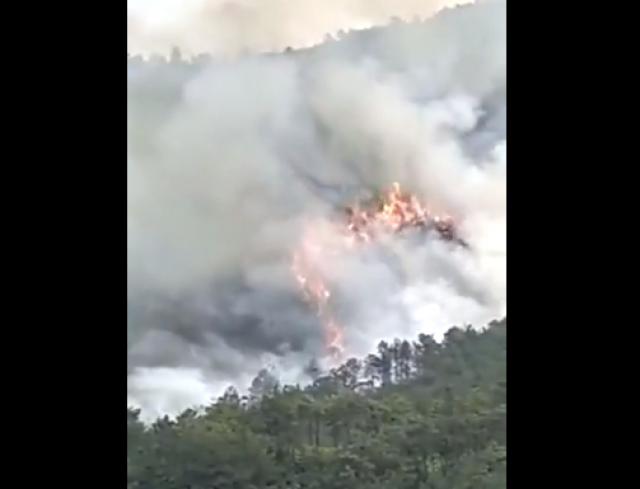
<box><xmin>291</xmin><ymin>182</ymin><xmax>467</xmax><ymax>361</ymax></box>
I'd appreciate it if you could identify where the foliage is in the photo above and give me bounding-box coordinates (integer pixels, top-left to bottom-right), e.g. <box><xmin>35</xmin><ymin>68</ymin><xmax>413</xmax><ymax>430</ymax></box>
<box><xmin>128</xmin><ymin>318</ymin><xmax>506</xmax><ymax>489</ymax></box>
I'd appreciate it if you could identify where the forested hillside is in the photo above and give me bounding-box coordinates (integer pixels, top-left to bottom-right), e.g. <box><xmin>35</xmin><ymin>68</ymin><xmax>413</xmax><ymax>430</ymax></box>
<box><xmin>127</xmin><ymin>318</ymin><xmax>506</xmax><ymax>489</ymax></box>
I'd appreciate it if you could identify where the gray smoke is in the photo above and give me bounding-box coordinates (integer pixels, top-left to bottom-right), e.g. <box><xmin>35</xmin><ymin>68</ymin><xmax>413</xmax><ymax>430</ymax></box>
<box><xmin>127</xmin><ymin>0</ymin><xmax>506</xmax><ymax>420</ymax></box>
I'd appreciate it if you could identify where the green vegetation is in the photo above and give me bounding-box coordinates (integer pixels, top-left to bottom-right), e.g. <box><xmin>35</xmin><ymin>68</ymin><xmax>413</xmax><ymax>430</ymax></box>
<box><xmin>128</xmin><ymin>318</ymin><xmax>506</xmax><ymax>489</ymax></box>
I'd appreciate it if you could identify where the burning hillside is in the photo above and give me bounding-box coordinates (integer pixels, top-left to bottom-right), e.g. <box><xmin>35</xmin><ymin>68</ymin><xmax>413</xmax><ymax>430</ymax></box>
<box><xmin>292</xmin><ymin>182</ymin><xmax>469</xmax><ymax>359</ymax></box>
<box><xmin>127</xmin><ymin>0</ymin><xmax>506</xmax><ymax>416</ymax></box>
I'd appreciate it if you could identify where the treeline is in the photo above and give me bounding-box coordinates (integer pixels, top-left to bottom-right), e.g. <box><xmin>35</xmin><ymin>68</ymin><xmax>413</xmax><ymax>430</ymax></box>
<box><xmin>127</xmin><ymin>3</ymin><xmax>481</xmax><ymax>68</ymax></box>
<box><xmin>128</xmin><ymin>318</ymin><xmax>506</xmax><ymax>489</ymax></box>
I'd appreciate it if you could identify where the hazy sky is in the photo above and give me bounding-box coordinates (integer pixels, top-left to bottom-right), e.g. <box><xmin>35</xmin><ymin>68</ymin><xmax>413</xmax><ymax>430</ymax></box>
<box><xmin>127</xmin><ymin>0</ymin><xmax>474</xmax><ymax>55</ymax></box>
<box><xmin>128</xmin><ymin>0</ymin><xmax>204</xmax><ymax>24</ymax></box>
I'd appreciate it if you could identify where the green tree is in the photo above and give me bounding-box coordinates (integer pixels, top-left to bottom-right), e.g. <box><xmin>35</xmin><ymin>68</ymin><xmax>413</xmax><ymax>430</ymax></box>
<box><xmin>127</xmin><ymin>318</ymin><xmax>507</xmax><ymax>489</ymax></box>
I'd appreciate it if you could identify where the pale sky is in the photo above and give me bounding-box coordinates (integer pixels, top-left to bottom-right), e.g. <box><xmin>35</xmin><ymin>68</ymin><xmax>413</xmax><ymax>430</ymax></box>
<box><xmin>127</xmin><ymin>0</ymin><xmax>474</xmax><ymax>56</ymax></box>
<box><xmin>128</xmin><ymin>0</ymin><xmax>209</xmax><ymax>28</ymax></box>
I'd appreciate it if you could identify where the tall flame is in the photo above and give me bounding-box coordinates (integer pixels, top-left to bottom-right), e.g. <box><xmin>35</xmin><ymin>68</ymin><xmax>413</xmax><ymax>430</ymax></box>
<box><xmin>291</xmin><ymin>182</ymin><xmax>466</xmax><ymax>361</ymax></box>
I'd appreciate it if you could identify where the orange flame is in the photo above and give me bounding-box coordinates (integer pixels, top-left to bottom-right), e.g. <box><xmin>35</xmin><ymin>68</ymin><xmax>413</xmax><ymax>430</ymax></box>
<box><xmin>291</xmin><ymin>182</ymin><xmax>465</xmax><ymax>361</ymax></box>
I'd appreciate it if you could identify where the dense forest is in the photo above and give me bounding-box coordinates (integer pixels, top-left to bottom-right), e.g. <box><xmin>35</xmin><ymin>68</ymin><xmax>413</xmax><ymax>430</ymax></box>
<box><xmin>127</xmin><ymin>318</ymin><xmax>506</xmax><ymax>489</ymax></box>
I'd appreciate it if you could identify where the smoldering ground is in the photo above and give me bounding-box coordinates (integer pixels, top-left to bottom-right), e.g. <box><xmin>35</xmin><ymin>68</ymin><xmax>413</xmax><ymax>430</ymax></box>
<box><xmin>127</xmin><ymin>0</ymin><xmax>506</xmax><ymax>419</ymax></box>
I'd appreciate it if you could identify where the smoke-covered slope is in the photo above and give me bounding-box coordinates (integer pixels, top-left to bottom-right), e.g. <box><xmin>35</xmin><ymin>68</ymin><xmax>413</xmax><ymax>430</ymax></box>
<box><xmin>127</xmin><ymin>0</ymin><xmax>506</xmax><ymax>419</ymax></box>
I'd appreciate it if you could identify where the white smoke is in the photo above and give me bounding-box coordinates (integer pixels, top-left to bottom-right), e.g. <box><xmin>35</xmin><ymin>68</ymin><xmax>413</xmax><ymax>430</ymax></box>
<box><xmin>128</xmin><ymin>0</ymin><xmax>506</xmax><ymax>419</ymax></box>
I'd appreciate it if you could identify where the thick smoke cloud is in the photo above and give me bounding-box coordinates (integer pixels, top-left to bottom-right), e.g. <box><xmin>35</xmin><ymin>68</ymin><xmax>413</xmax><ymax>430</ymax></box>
<box><xmin>128</xmin><ymin>0</ymin><xmax>506</xmax><ymax>419</ymax></box>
